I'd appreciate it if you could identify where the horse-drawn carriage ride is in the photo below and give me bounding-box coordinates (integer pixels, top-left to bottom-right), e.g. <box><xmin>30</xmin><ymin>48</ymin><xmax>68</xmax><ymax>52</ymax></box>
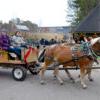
<box><xmin>0</xmin><ymin>34</ymin><xmax>99</xmax><ymax>89</ymax></box>
<box><xmin>0</xmin><ymin>26</ymin><xmax>99</xmax><ymax>90</ymax></box>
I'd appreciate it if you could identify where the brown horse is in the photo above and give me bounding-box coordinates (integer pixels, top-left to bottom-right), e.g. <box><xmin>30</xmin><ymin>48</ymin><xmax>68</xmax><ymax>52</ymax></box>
<box><xmin>39</xmin><ymin>37</ymin><xmax>100</xmax><ymax>89</ymax></box>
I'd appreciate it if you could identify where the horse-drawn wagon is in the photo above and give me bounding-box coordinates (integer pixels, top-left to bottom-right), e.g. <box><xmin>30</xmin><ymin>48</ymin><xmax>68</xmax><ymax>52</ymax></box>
<box><xmin>0</xmin><ymin>35</ymin><xmax>99</xmax><ymax>89</ymax></box>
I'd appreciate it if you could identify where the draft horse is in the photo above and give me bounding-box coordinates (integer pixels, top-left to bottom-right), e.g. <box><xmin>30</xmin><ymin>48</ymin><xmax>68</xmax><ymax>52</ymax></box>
<box><xmin>39</xmin><ymin>37</ymin><xmax>100</xmax><ymax>89</ymax></box>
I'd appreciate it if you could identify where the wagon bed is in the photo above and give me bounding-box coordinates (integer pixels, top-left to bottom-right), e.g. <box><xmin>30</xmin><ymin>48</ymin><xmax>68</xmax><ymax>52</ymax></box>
<box><xmin>0</xmin><ymin>48</ymin><xmax>38</xmax><ymax>81</ymax></box>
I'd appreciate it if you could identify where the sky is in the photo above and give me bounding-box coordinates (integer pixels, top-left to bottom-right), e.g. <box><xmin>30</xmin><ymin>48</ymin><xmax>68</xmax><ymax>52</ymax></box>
<box><xmin>0</xmin><ymin>0</ymin><xmax>69</xmax><ymax>26</ymax></box>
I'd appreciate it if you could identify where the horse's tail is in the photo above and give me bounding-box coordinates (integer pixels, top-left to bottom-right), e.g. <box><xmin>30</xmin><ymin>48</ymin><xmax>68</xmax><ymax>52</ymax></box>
<box><xmin>38</xmin><ymin>48</ymin><xmax>46</xmax><ymax>62</ymax></box>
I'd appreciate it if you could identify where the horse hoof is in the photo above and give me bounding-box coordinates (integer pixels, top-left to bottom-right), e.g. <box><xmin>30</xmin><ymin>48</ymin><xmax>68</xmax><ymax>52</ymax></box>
<box><xmin>40</xmin><ymin>80</ymin><xmax>46</xmax><ymax>85</ymax></box>
<box><xmin>60</xmin><ymin>82</ymin><xmax>64</xmax><ymax>85</ymax></box>
<box><xmin>89</xmin><ymin>78</ymin><xmax>94</xmax><ymax>82</ymax></box>
<box><xmin>82</xmin><ymin>85</ymin><xmax>87</xmax><ymax>89</ymax></box>
<box><xmin>78</xmin><ymin>75</ymin><xmax>80</xmax><ymax>78</ymax></box>
<box><xmin>70</xmin><ymin>78</ymin><xmax>75</xmax><ymax>83</ymax></box>
<box><xmin>71</xmin><ymin>79</ymin><xmax>75</xmax><ymax>83</ymax></box>
<box><xmin>53</xmin><ymin>76</ymin><xmax>57</xmax><ymax>80</ymax></box>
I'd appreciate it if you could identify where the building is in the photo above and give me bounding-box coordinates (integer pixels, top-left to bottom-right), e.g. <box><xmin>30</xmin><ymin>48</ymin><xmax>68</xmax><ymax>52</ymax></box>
<box><xmin>75</xmin><ymin>4</ymin><xmax>100</xmax><ymax>36</ymax></box>
<box><xmin>39</xmin><ymin>26</ymin><xmax>71</xmax><ymax>34</ymax></box>
<box><xmin>15</xmin><ymin>25</ymin><xmax>30</xmax><ymax>32</ymax></box>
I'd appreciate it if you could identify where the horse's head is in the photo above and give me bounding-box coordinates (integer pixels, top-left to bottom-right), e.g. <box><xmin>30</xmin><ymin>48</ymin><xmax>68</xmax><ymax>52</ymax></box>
<box><xmin>90</xmin><ymin>37</ymin><xmax>100</xmax><ymax>55</ymax></box>
<box><xmin>91</xmin><ymin>37</ymin><xmax>100</xmax><ymax>45</ymax></box>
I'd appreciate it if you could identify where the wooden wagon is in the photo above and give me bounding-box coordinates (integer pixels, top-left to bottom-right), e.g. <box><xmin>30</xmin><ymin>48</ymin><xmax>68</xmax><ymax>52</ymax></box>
<box><xmin>0</xmin><ymin>47</ymin><xmax>38</xmax><ymax>81</ymax></box>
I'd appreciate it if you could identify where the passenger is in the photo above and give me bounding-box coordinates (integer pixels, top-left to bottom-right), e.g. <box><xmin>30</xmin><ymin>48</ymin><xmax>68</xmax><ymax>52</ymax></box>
<box><xmin>0</xmin><ymin>32</ymin><xmax>10</xmax><ymax>51</ymax></box>
<box><xmin>8</xmin><ymin>31</ymin><xmax>26</xmax><ymax>59</ymax></box>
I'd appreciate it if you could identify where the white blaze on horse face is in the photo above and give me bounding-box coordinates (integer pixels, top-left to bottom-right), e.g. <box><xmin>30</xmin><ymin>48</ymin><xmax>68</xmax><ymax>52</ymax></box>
<box><xmin>90</xmin><ymin>37</ymin><xmax>100</xmax><ymax>45</ymax></box>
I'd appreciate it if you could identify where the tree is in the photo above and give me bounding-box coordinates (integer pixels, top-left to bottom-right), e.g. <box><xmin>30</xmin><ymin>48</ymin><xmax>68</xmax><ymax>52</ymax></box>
<box><xmin>67</xmin><ymin>0</ymin><xmax>100</xmax><ymax>26</ymax></box>
<box><xmin>0</xmin><ymin>18</ymin><xmax>38</xmax><ymax>33</ymax></box>
<box><xmin>22</xmin><ymin>20</ymin><xmax>38</xmax><ymax>32</ymax></box>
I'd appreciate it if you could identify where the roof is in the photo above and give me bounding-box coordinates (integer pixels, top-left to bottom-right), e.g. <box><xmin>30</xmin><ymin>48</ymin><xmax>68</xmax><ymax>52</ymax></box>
<box><xmin>75</xmin><ymin>4</ymin><xmax>100</xmax><ymax>33</ymax></box>
<box><xmin>16</xmin><ymin>25</ymin><xmax>29</xmax><ymax>31</ymax></box>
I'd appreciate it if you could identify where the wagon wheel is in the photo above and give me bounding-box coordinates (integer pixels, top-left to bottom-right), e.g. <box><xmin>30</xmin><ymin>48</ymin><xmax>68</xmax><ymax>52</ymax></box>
<box><xmin>12</xmin><ymin>66</ymin><xmax>27</xmax><ymax>81</ymax></box>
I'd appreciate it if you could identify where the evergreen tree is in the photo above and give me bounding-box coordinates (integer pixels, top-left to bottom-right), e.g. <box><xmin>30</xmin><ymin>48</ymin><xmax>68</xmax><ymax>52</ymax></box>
<box><xmin>67</xmin><ymin>0</ymin><xmax>99</xmax><ymax>26</ymax></box>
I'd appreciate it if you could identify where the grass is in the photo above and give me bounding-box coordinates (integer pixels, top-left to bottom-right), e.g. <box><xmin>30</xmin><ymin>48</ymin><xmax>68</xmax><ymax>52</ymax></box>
<box><xmin>24</xmin><ymin>32</ymin><xmax>64</xmax><ymax>40</ymax></box>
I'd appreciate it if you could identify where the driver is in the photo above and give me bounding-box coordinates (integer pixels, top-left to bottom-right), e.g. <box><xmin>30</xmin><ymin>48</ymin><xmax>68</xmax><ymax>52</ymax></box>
<box><xmin>8</xmin><ymin>31</ymin><xmax>26</xmax><ymax>59</ymax></box>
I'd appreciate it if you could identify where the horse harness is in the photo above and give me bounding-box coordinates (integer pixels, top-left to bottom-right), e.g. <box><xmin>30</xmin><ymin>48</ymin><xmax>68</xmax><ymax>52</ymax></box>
<box><xmin>45</xmin><ymin>53</ymin><xmax>93</xmax><ymax>70</ymax></box>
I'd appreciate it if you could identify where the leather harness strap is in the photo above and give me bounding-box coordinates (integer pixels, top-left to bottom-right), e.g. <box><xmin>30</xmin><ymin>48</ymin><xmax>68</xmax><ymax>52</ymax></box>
<box><xmin>46</xmin><ymin>54</ymin><xmax>91</xmax><ymax>70</ymax></box>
